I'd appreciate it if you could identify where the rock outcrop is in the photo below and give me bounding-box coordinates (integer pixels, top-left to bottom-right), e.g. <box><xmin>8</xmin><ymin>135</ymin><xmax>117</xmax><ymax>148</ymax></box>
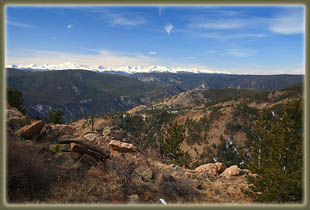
<box><xmin>109</xmin><ymin>140</ymin><xmax>137</xmax><ymax>153</ymax></box>
<box><xmin>195</xmin><ymin>163</ymin><xmax>218</xmax><ymax>176</ymax></box>
<box><xmin>195</xmin><ymin>162</ymin><xmax>227</xmax><ymax>176</ymax></box>
<box><xmin>51</xmin><ymin>124</ymin><xmax>75</xmax><ymax>136</ymax></box>
<box><xmin>6</xmin><ymin>107</ymin><xmax>31</xmax><ymax>130</ymax></box>
<box><xmin>221</xmin><ymin>165</ymin><xmax>242</xmax><ymax>178</ymax></box>
<box><xmin>38</xmin><ymin>124</ymin><xmax>75</xmax><ymax>142</ymax></box>
<box><xmin>15</xmin><ymin>120</ymin><xmax>45</xmax><ymax>139</ymax></box>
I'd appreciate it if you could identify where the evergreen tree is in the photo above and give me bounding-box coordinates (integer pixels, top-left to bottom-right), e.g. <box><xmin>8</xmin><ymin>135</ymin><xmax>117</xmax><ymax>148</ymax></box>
<box><xmin>7</xmin><ymin>87</ymin><xmax>26</xmax><ymax>114</ymax></box>
<box><xmin>46</xmin><ymin>109</ymin><xmax>64</xmax><ymax>124</ymax></box>
<box><xmin>246</xmin><ymin>100</ymin><xmax>303</xmax><ymax>203</ymax></box>
<box><xmin>159</xmin><ymin>122</ymin><xmax>190</xmax><ymax>167</ymax></box>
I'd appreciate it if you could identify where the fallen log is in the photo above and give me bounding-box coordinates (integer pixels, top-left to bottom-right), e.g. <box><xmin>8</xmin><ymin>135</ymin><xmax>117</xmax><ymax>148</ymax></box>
<box><xmin>58</xmin><ymin>139</ymin><xmax>110</xmax><ymax>160</ymax></box>
<box><xmin>71</xmin><ymin>143</ymin><xmax>103</xmax><ymax>161</ymax></box>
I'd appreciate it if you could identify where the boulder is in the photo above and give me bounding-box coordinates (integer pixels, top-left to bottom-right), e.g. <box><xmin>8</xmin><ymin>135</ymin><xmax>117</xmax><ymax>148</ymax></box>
<box><xmin>6</xmin><ymin>107</ymin><xmax>31</xmax><ymax>130</ymax></box>
<box><xmin>195</xmin><ymin>163</ymin><xmax>218</xmax><ymax>176</ymax></box>
<box><xmin>109</xmin><ymin>140</ymin><xmax>137</xmax><ymax>153</ymax></box>
<box><xmin>51</xmin><ymin>124</ymin><xmax>75</xmax><ymax>136</ymax></box>
<box><xmin>83</xmin><ymin>132</ymin><xmax>101</xmax><ymax>142</ymax></box>
<box><xmin>221</xmin><ymin>165</ymin><xmax>242</xmax><ymax>178</ymax></box>
<box><xmin>15</xmin><ymin>120</ymin><xmax>45</xmax><ymax>139</ymax></box>
<box><xmin>62</xmin><ymin>125</ymin><xmax>75</xmax><ymax>135</ymax></box>
<box><xmin>214</xmin><ymin>162</ymin><xmax>227</xmax><ymax>174</ymax></box>
<box><xmin>38</xmin><ymin>124</ymin><xmax>75</xmax><ymax>142</ymax></box>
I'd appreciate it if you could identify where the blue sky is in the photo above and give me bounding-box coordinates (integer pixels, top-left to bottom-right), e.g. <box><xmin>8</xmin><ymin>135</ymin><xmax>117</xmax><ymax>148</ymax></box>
<box><xmin>5</xmin><ymin>5</ymin><xmax>305</xmax><ymax>74</ymax></box>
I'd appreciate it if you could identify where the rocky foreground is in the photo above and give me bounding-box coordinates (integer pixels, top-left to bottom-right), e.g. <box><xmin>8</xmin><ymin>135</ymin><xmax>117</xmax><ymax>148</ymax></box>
<box><xmin>6</xmin><ymin>103</ymin><xmax>258</xmax><ymax>204</ymax></box>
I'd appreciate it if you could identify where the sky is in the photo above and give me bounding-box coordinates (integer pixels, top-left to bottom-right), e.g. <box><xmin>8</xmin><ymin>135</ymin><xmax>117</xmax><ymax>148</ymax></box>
<box><xmin>5</xmin><ymin>5</ymin><xmax>305</xmax><ymax>74</ymax></box>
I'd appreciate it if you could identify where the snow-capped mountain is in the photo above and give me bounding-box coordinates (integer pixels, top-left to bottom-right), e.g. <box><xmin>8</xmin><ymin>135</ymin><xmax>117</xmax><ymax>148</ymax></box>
<box><xmin>5</xmin><ymin>62</ymin><xmax>229</xmax><ymax>74</ymax></box>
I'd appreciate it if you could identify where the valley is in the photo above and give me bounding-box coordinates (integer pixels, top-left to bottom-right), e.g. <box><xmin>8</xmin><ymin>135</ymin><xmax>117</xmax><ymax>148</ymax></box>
<box><xmin>4</xmin><ymin>4</ymin><xmax>305</xmax><ymax>206</ymax></box>
<box><xmin>5</xmin><ymin>69</ymin><xmax>304</xmax><ymax>204</ymax></box>
<box><xmin>6</xmin><ymin>68</ymin><xmax>303</xmax><ymax>123</ymax></box>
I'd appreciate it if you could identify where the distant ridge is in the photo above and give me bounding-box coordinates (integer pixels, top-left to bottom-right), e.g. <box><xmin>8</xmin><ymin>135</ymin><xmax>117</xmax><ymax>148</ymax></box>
<box><xmin>5</xmin><ymin>62</ymin><xmax>230</xmax><ymax>74</ymax></box>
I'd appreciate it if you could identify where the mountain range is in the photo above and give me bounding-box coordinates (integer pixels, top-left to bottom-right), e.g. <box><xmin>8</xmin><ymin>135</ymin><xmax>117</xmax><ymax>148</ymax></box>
<box><xmin>5</xmin><ymin>62</ymin><xmax>230</xmax><ymax>74</ymax></box>
<box><xmin>6</xmin><ymin>67</ymin><xmax>304</xmax><ymax>122</ymax></box>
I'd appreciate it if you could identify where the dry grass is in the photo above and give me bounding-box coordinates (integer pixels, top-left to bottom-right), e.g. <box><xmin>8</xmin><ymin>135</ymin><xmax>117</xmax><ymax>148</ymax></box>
<box><xmin>7</xmin><ymin>141</ymin><xmax>57</xmax><ymax>203</ymax></box>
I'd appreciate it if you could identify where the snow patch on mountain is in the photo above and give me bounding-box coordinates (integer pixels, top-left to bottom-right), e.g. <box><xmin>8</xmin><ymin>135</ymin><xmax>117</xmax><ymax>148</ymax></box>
<box><xmin>5</xmin><ymin>62</ymin><xmax>230</xmax><ymax>74</ymax></box>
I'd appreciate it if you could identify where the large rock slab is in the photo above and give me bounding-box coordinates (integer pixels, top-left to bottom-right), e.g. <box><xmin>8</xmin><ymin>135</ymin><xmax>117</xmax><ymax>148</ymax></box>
<box><xmin>221</xmin><ymin>165</ymin><xmax>242</xmax><ymax>178</ymax></box>
<box><xmin>15</xmin><ymin>120</ymin><xmax>45</xmax><ymax>139</ymax></box>
<box><xmin>109</xmin><ymin>140</ymin><xmax>137</xmax><ymax>153</ymax></box>
<box><xmin>195</xmin><ymin>163</ymin><xmax>218</xmax><ymax>176</ymax></box>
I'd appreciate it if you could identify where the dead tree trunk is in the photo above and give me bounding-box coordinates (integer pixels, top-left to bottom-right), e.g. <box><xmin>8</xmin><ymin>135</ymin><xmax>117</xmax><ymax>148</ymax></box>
<box><xmin>58</xmin><ymin>139</ymin><xmax>110</xmax><ymax>160</ymax></box>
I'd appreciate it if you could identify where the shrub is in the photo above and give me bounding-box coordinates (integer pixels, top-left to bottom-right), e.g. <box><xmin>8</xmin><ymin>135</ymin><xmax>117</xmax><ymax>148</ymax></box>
<box><xmin>46</xmin><ymin>109</ymin><xmax>64</xmax><ymax>124</ymax></box>
<box><xmin>7</xmin><ymin>87</ymin><xmax>26</xmax><ymax>114</ymax></box>
<box><xmin>159</xmin><ymin>174</ymin><xmax>200</xmax><ymax>203</ymax></box>
<box><xmin>7</xmin><ymin>141</ymin><xmax>57</xmax><ymax>202</ymax></box>
<box><xmin>110</xmin><ymin>158</ymin><xmax>137</xmax><ymax>196</ymax></box>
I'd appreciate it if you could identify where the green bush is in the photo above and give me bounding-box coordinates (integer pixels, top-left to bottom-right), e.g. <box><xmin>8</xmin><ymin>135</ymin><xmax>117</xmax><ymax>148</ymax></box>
<box><xmin>159</xmin><ymin>122</ymin><xmax>190</xmax><ymax>167</ymax></box>
<box><xmin>46</xmin><ymin>109</ymin><xmax>64</xmax><ymax>124</ymax></box>
<box><xmin>7</xmin><ymin>87</ymin><xmax>26</xmax><ymax>114</ymax></box>
<box><xmin>245</xmin><ymin>100</ymin><xmax>303</xmax><ymax>203</ymax></box>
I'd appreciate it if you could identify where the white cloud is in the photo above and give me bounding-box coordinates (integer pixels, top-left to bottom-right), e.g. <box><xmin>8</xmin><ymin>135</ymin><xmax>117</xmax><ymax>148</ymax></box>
<box><xmin>190</xmin><ymin>19</ymin><xmax>247</xmax><ymax>30</ymax></box>
<box><xmin>110</xmin><ymin>15</ymin><xmax>146</xmax><ymax>26</ymax></box>
<box><xmin>165</xmin><ymin>23</ymin><xmax>173</xmax><ymax>37</ymax></box>
<box><xmin>224</xmin><ymin>49</ymin><xmax>256</xmax><ymax>57</ymax></box>
<box><xmin>99</xmin><ymin>9</ymin><xmax>146</xmax><ymax>27</ymax></box>
<box><xmin>200</xmin><ymin>32</ymin><xmax>265</xmax><ymax>40</ymax></box>
<box><xmin>67</xmin><ymin>24</ymin><xmax>73</xmax><ymax>29</ymax></box>
<box><xmin>6</xmin><ymin>48</ymin><xmax>157</xmax><ymax>67</ymax></box>
<box><xmin>6</xmin><ymin>20</ymin><xmax>32</xmax><ymax>28</ymax></box>
<box><xmin>149</xmin><ymin>51</ymin><xmax>157</xmax><ymax>55</ymax></box>
<box><xmin>269</xmin><ymin>9</ymin><xmax>304</xmax><ymax>34</ymax></box>
<box><xmin>205</xmin><ymin>48</ymin><xmax>256</xmax><ymax>57</ymax></box>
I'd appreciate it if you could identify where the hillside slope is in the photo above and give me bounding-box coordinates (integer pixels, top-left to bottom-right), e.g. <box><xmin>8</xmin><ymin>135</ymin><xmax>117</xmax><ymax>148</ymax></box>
<box><xmin>6</xmin><ymin>68</ymin><xmax>178</xmax><ymax>122</ymax></box>
<box><xmin>132</xmin><ymin>72</ymin><xmax>303</xmax><ymax>91</ymax></box>
<box><xmin>115</xmin><ymin>83</ymin><xmax>303</xmax><ymax>168</ymax></box>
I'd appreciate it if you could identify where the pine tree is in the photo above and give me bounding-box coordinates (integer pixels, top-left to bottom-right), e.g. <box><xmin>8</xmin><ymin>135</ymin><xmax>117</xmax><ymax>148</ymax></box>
<box><xmin>46</xmin><ymin>109</ymin><xmax>64</xmax><ymax>124</ymax></box>
<box><xmin>159</xmin><ymin>122</ymin><xmax>189</xmax><ymax>167</ymax></box>
<box><xmin>7</xmin><ymin>87</ymin><xmax>26</xmax><ymax>114</ymax></box>
<box><xmin>246</xmin><ymin>100</ymin><xmax>303</xmax><ymax>203</ymax></box>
